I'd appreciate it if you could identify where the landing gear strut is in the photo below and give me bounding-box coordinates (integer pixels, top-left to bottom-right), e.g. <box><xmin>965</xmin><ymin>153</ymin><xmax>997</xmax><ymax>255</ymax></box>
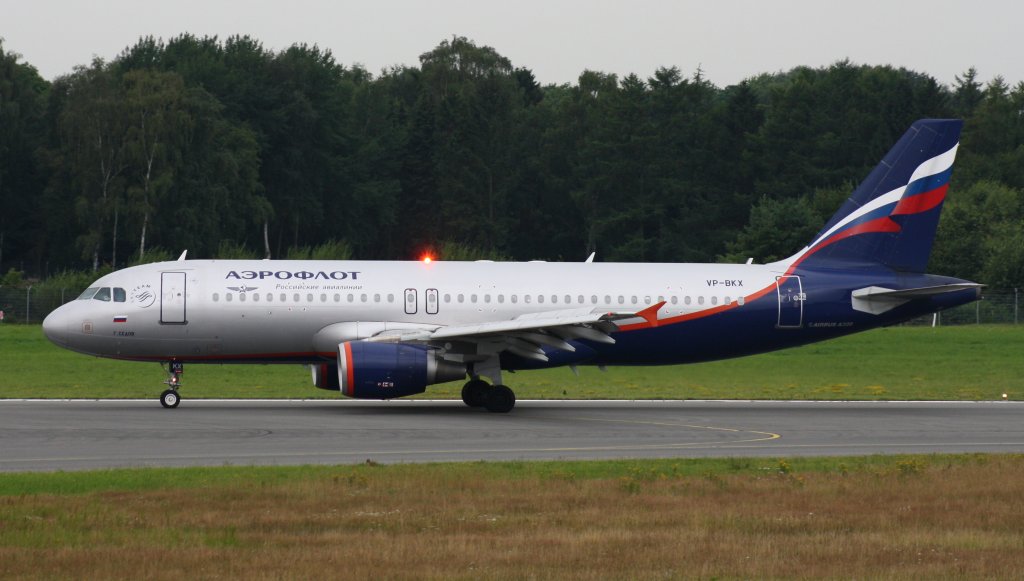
<box><xmin>460</xmin><ymin>377</ymin><xmax>516</xmax><ymax>413</ymax></box>
<box><xmin>160</xmin><ymin>361</ymin><xmax>183</xmax><ymax>408</ymax></box>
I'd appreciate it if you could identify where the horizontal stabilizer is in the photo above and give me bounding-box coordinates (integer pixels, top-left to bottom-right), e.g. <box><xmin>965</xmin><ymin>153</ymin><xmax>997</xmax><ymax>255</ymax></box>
<box><xmin>851</xmin><ymin>283</ymin><xmax>983</xmax><ymax>315</ymax></box>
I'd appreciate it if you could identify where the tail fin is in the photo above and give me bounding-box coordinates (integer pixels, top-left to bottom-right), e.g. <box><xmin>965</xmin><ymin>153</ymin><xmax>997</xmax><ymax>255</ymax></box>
<box><xmin>785</xmin><ymin>119</ymin><xmax>962</xmax><ymax>273</ymax></box>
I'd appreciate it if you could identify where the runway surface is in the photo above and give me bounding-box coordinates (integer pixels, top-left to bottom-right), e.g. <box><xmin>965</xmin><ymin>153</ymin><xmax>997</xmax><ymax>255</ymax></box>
<box><xmin>1</xmin><ymin>399</ymin><xmax>1023</xmax><ymax>472</ymax></box>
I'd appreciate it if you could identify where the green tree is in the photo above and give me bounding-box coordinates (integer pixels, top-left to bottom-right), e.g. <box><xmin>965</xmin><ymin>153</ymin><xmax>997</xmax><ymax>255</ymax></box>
<box><xmin>0</xmin><ymin>40</ymin><xmax>48</xmax><ymax>273</ymax></box>
<box><xmin>56</xmin><ymin>59</ymin><xmax>131</xmax><ymax>270</ymax></box>
<box><xmin>122</xmin><ymin>69</ymin><xmax>188</xmax><ymax>262</ymax></box>
<box><xmin>720</xmin><ymin>195</ymin><xmax>820</xmax><ymax>263</ymax></box>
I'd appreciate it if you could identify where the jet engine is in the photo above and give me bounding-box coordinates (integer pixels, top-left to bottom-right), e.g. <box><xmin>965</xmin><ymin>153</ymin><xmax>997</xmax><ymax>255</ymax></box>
<box><xmin>311</xmin><ymin>363</ymin><xmax>341</xmax><ymax>391</ymax></box>
<box><xmin>337</xmin><ymin>341</ymin><xmax>465</xmax><ymax>399</ymax></box>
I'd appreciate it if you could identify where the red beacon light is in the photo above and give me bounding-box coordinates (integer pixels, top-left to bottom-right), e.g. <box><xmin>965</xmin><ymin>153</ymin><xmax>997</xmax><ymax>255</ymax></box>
<box><xmin>421</xmin><ymin>255</ymin><xmax>433</xmax><ymax>264</ymax></box>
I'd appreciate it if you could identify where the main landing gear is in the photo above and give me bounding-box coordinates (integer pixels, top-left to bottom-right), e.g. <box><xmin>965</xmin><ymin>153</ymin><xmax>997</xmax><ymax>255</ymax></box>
<box><xmin>160</xmin><ymin>361</ymin><xmax>183</xmax><ymax>408</ymax></box>
<box><xmin>461</xmin><ymin>377</ymin><xmax>516</xmax><ymax>413</ymax></box>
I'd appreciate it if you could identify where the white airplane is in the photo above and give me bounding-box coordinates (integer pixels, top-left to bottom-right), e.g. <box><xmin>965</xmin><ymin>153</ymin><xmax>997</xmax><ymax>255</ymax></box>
<box><xmin>43</xmin><ymin>119</ymin><xmax>980</xmax><ymax>412</ymax></box>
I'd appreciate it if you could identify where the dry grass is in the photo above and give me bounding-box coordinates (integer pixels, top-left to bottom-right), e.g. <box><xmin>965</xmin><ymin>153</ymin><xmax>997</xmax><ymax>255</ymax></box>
<box><xmin>2</xmin><ymin>456</ymin><xmax>1024</xmax><ymax>579</ymax></box>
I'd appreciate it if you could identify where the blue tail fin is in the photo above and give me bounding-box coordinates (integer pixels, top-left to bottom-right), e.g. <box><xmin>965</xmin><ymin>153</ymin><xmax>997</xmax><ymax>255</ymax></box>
<box><xmin>787</xmin><ymin>119</ymin><xmax>962</xmax><ymax>273</ymax></box>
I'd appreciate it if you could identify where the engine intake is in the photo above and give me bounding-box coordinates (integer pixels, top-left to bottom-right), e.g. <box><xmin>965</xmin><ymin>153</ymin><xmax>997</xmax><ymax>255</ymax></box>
<box><xmin>337</xmin><ymin>341</ymin><xmax>465</xmax><ymax>399</ymax></box>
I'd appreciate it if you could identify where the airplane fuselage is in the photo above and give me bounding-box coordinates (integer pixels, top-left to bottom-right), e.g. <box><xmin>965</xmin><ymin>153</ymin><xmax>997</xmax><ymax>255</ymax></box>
<box><xmin>42</xmin><ymin>258</ymin><xmax>977</xmax><ymax>369</ymax></box>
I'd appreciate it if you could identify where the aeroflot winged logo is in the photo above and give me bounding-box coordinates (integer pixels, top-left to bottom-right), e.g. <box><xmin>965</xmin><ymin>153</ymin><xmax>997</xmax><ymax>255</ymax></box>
<box><xmin>226</xmin><ymin>270</ymin><xmax>361</xmax><ymax>281</ymax></box>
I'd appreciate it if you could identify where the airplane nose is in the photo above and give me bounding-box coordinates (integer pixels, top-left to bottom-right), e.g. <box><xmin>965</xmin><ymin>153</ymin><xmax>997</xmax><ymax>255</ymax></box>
<box><xmin>42</xmin><ymin>307</ymin><xmax>69</xmax><ymax>347</ymax></box>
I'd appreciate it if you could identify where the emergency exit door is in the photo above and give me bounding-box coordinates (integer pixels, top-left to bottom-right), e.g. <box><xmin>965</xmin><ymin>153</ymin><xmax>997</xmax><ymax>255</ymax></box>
<box><xmin>160</xmin><ymin>272</ymin><xmax>187</xmax><ymax>324</ymax></box>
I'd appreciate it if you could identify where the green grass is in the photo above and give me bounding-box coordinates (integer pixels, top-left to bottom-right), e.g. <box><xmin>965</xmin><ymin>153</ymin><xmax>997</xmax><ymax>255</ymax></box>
<box><xmin>0</xmin><ymin>453</ymin><xmax>1001</xmax><ymax>497</ymax></box>
<box><xmin>2</xmin><ymin>324</ymin><xmax>1021</xmax><ymax>400</ymax></box>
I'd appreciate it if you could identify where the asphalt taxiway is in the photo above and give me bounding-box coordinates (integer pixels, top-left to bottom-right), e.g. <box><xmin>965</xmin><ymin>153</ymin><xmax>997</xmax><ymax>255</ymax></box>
<box><xmin>1</xmin><ymin>400</ymin><xmax>1022</xmax><ymax>471</ymax></box>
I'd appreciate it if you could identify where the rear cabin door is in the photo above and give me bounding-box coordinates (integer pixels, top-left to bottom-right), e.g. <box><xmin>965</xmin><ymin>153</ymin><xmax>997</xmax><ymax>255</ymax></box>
<box><xmin>775</xmin><ymin>275</ymin><xmax>804</xmax><ymax>328</ymax></box>
<box><xmin>160</xmin><ymin>272</ymin><xmax>187</xmax><ymax>324</ymax></box>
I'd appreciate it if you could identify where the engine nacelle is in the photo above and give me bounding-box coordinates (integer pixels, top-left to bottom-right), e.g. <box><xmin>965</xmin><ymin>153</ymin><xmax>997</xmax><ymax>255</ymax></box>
<box><xmin>311</xmin><ymin>363</ymin><xmax>340</xmax><ymax>391</ymax></box>
<box><xmin>337</xmin><ymin>342</ymin><xmax>465</xmax><ymax>399</ymax></box>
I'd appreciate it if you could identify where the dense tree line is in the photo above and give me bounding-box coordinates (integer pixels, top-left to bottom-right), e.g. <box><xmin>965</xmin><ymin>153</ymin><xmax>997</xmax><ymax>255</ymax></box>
<box><xmin>1</xmin><ymin>36</ymin><xmax>1023</xmax><ymax>287</ymax></box>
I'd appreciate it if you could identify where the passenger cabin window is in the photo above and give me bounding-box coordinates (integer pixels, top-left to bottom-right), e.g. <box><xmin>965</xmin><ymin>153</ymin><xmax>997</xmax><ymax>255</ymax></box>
<box><xmin>113</xmin><ymin>288</ymin><xmax>126</xmax><ymax>302</ymax></box>
<box><xmin>226</xmin><ymin>293</ymin><xmax>233</xmax><ymax>302</ymax></box>
<box><xmin>213</xmin><ymin>293</ymin><xmax>220</xmax><ymax>302</ymax></box>
<box><xmin>77</xmin><ymin>287</ymin><xmax>99</xmax><ymax>300</ymax></box>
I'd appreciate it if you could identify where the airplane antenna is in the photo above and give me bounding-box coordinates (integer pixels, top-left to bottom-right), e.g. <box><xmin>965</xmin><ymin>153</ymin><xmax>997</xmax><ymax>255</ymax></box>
<box><xmin>585</xmin><ymin>252</ymin><xmax>595</xmax><ymax>263</ymax></box>
<box><xmin>746</xmin><ymin>257</ymin><xmax>753</xmax><ymax>264</ymax></box>
<box><xmin>177</xmin><ymin>250</ymin><xmax>188</xmax><ymax>262</ymax></box>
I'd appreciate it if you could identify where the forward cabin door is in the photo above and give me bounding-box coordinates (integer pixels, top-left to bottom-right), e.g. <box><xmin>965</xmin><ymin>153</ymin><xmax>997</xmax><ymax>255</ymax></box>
<box><xmin>775</xmin><ymin>275</ymin><xmax>804</xmax><ymax>328</ymax></box>
<box><xmin>160</xmin><ymin>272</ymin><xmax>188</xmax><ymax>324</ymax></box>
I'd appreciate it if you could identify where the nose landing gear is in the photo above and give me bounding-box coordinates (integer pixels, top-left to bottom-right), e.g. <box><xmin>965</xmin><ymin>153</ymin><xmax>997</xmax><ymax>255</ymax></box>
<box><xmin>160</xmin><ymin>361</ymin><xmax>183</xmax><ymax>408</ymax></box>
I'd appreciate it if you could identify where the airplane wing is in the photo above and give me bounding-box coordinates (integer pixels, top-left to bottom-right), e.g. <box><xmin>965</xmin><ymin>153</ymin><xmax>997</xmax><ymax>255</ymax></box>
<box><xmin>365</xmin><ymin>301</ymin><xmax>665</xmax><ymax>363</ymax></box>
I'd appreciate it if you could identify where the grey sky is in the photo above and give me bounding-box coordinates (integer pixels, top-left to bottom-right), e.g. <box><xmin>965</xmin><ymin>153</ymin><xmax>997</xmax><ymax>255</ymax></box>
<box><xmin>3</xmin><ymin>0</ymin><xmax>1021</xmax><ymax>88</ymax></box>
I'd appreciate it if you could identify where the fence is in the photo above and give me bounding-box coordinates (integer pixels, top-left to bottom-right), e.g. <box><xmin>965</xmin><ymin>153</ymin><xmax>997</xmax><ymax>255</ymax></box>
<box><xmin>1</xmin><ymin>285</ymin><xmax>1020</xmax><ymax>326</ymax></box>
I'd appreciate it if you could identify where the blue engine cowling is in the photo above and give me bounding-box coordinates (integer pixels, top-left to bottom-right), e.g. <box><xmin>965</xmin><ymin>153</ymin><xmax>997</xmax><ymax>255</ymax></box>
<box><xmin>337</xmin><ymin>341</ymin><xmax>465</xmax><ymax>399</ymax></box>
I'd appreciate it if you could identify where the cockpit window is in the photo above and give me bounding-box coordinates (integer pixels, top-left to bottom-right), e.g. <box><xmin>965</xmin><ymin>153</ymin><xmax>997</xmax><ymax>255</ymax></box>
<box><xmin>93</xmin><ymin>287</ymin><xmax>112</xmax><ymax>302</ymax></box>
<box><xmin>77</xmin><ymin>288</ymin><xmax>99</xmax><ymax>300</ymax></box>
<box><xmin>113</xmin><ymin>288</ymin><xmax>126</xmax><ymax>302</ymax></box>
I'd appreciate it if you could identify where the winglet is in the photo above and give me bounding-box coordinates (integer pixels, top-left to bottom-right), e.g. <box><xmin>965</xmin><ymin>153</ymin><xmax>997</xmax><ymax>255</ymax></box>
<box><xmin>177</xmin><ymin>250</ymin><xmax>188</xmax><ymax>261</ymax></box>
<box><xmin>635</xmin><ymin>300</ymin><xmax>666</xmax><ymax>327</ymax></box>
